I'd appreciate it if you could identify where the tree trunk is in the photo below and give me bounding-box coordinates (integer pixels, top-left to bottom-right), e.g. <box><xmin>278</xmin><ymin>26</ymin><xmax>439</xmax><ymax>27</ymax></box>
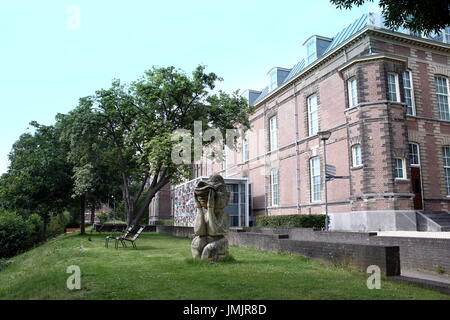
<box><xmin>80</xmin><ymin>196</ymin><xmax>86</xmax><ymax>235</ymax></box>
<box><xmin>132</xmin><ymin>176</ymin><xmax>169</xmax><ymax>226</ymax></box>
<box><xmin>90</xmin><ymin>205</ymin><xmax>96</xmax><ymax>224</ymax></box>
<box><xmin>122</xmin><ymin>174</ymin><xmax>134</xmax><ymax>227</ymax></box>
<box><xmin>132</xmin><ymin>189</ymin><xmax>157</xmax><ymax>227</ymax></box>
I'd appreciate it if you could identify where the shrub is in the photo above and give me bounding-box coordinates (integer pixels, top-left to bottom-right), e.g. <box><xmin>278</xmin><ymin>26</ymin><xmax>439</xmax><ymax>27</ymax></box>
<box><xmin>27</xmin><ymin>213</ymin><xmax>44</xmax><ymax>244</ymax></box>
<box><xmin>256</xmin><ymin>214</ymin><xmax>326</xmax><ymax>229</ymax></box>
<box><xmin>46</xmin><ymin>212</ymin><xmax>70</xmax><ymax>238</ymax></box>
<box><xmin>155</xmin><ymin>220</ymin><xmax>174</xmax><ymax>226</ymax></box>
<box><xmin>0</xmin><ymin>211</ymin><xmax>33</xmax><ymax>258</ymax></box>
<box><xmin>97</xmin><ymin>212</ymin><xmax>108</xmax><ymax>224</ymax></box>
<box><xmin>0</xmin><ymin>258</ymin><xmax>12</xmax><ymax>272</ymax></box>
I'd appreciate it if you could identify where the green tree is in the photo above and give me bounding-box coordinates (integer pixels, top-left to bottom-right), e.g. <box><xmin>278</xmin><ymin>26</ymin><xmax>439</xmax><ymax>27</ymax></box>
<box><xmin>330</xmin><ymin>0</ymin><xmax>450</xmax><ymax>35</ymax></box>
<box><xmin>63</xmin><ymin>65</ymin><xmax>253</xmax><ymax>227</ymax></box>
<box><xmin>57</xmin><ymin>104</ymin><xmax>122</xmax><ymax>234</ymax></box>
<box><xmin>0</xmin><ymin>122</ymin><xmax>75</xmax><ymax>235</ymax></box>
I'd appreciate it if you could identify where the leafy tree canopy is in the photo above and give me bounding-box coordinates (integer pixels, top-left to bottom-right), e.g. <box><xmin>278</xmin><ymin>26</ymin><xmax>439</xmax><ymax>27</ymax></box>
<box><xmin>331</xmin><ymin>0</ymin><xmax>450</xmax><ymax>35</ymax></box>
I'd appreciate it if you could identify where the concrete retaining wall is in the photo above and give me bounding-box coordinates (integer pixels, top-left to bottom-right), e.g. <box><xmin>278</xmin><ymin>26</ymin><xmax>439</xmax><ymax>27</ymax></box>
<box><xmin>227</xmin><ymin>231</ymin><xmax>400</xmax><ymax>276</ymax></box>
<box><xmin>156</xmin><ymin>226</ymin><xmax>450</xmax><ymax>275</ymax></box>
<box><xmin>247</xmin><ymin>227</ymin><xmax>450</xmax><ymax>274</ymax></box>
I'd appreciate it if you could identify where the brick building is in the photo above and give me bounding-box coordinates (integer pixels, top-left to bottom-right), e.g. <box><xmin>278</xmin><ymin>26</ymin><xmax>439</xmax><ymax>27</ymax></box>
<box><xmin>152</xmin><ymin>13</ymin><xmax>450</xmax><ymax>232</ymax></box>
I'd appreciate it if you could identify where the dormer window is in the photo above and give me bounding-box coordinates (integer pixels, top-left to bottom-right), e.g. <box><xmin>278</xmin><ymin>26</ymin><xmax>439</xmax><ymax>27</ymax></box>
<box><xmin>269</xmin><ymin>70</ymin><xmax>277</xmax><ymax>91</ymax></box>
<box><xmin>303</xmin><ymin>35</ymin><xmax>332</xmax><ymax>66</ymax></box>
<box><xmin>267</xmin><ymin>67</ymin><xmax>291</xmax><ymax>92</ymax></box>
<box><xmin>306</xmin><ymin>39</ymin><xmax>316</xmax><ymax>64</ymax></box>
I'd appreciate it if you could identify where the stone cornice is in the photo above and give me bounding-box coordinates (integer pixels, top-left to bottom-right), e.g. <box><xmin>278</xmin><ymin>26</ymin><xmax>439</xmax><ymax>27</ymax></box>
<box><xmin>338</xmin><ymin>53</ymin><xmax>408</xmax><ymax>74</ymax></box>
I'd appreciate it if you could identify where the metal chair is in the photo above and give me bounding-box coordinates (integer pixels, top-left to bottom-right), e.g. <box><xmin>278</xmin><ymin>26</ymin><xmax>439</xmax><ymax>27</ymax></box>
<box><xmin>115</xmin><ymin>226</ymin><xmax>145</xmax><ymax>249</ymax></box>
<box><xmin>105</xmin><ymin>226</ymin><xmax>132</xmax><ymax>248</ymax></box>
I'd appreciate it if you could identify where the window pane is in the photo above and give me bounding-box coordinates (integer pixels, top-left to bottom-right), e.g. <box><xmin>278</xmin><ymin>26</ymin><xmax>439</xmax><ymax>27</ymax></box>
<box><xmin>352</xmin><ymin>145</ymin><xmax>362</xmax><ymax>166</ymax></box>
<box><xmin>436</xmin><ymin>77</ymin><xmax>450</xmax><ymax>120</ymax></box>
<box><xmin>271</xmin><ymin>169</ymin><xmax>279</xmax><ymax>206</ymax></box>
<box><xmin>308</xmin><ymin>95</ymin><xmax>318</xmax><ymax>136</ymax></box>
<box><xmin>444</xmin><ymin>147</ymin><xmax>450</xmax><ymax>195</ymax></box>
<box><xmin>444</xmin><ymin>147</ymin><xmax>450</xmax><ymax>167</ymax></box>
<box><xmin>348</xmin><ymin>78</ymin><xmax>358</xmax><ymax>108</ymax></box>
<box><xmin>403</xmin><ymin>71</ymin><xmax>414</xmax><ymax>115</ymax></box>
<box><xmin>269</xmin><ymin>116</ymin><xmax>277</xmax><ymax>150</ymax></box>
<box><xmin>394</xmin><ymin>158</ymin><xmax>405</xmax><ymax>179</ymax></box>
<box><xmin>388</xmin><ymin>74</ymin><xmax>398</xmax><ymax>101</ymax></box>
<box><xmin>409</xmin><ymin>143</ymin><xmax>420</xmax><ymax>165</ymax></box>
<box><xmin>310</xmin><ymin>157</ymin><xmax>321</xmax><ymax>201</ymax></box>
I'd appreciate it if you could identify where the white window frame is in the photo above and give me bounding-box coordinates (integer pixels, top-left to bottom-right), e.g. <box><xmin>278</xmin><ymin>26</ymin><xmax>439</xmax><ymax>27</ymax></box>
<box><xmin>435</xmin><ymin>76</ymin><xmax>450</xmax><ymax>121</ymax></box>
<box><xmin>269</xmin><ymin>116</ymin><xmax>278</xmax><ymax>151</ymax></box>
<box><xmin>307</xmin><ymin>95</ymin><xmax>318</xmax><ymax>137</ymax></box>
<box><xmin>387</xmin><ymin>72</ymin><xmax>401</xmax><ymax>102</ymax></box>
<box><xmin>393</xmin><ymin>157</ymin><xmax>406</xmax><ymax>180</ymax></box>
<box><xmin>306</xmin><ymin>39</ymin><xmax>316</xmax><ymax>64</ymax></box>
<box><xmin>310</xmin><ymin>157</ymin><xmax>321</xmax><ymax>202</ymax></box>
<box><xmin>351</xmin><ymin>144</ymin><xmax>362</xmax><ymax>167</ymax></box>
<box><xmin>408</xmin><ymin>143</ymin><xmax>420</xmax><ymax>167</ymax></box>
<box><xmin>347</xmin><ymin>78</ymin><xmax>358</xmax><ymax>108</ymax></box>
<box><xmin>242</xmin><ymin>132</ymin><xmax>249</xmax><ymax>162</ymax></box>
<box><xmin>270</xmin><ymin>168</ymin><xmax>280</xmax><ymax>207</ymax></box>
<box><xmin>403</xmin><ymin>70</ymin><xmax>416</xmax><ymax>116</ymax></box>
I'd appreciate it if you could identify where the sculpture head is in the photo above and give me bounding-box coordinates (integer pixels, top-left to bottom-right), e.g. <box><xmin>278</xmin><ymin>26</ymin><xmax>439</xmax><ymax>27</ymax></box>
<box><xmin>194</xmin><ymin>174</ymin><xmax>230</xmax><ymax>209</ymax></box>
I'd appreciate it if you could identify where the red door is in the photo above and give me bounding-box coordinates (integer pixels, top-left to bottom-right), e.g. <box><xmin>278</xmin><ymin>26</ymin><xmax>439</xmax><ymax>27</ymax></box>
<box><xmin>410</xmin><ymin>167</ymin><xmax>423</xmax><ymax>210</ymax></box>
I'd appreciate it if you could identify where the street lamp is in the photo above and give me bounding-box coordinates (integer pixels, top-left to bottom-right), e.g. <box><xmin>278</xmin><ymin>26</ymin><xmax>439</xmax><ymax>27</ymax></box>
<box><xmin>318</xmin><ymin>130</ymin><xmax>331</xmax><ymax>231</ymax></box>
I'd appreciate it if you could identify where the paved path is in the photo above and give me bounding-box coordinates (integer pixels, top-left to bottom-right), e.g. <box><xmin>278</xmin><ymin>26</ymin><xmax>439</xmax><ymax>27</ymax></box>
<box><xmin>401</xmin><ymin>269</ymin><xmax>450</xmax><ymax>285</ymax></box>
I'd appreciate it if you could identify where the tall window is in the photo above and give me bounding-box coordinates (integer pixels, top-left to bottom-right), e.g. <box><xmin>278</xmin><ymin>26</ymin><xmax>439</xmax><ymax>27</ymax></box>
<box><xmin>436</xmin><ymin>76</ymin><xmax>450</xmax><ymax>120</ymax></box>
<box><xmin>403</xmin><ymin>71</ymin><xmax>415</xmax><ymax>115</ymax></box>
<box><xmin>409</xmin><ymin>143</ymin><xmax>420</xmax><ymax>166</ymax></box>
<box><xmin>351</xmin><ymin>144</ymin><xmax>362</xmax><ymax>167</ymax></box>
<box><xmin>269</xmin><ymin>116</ymin><xmax>277</xmax><ymax>151</ymax></box>
<box><xmin>348</xmin><ymin>78</ymin><xmax>358</xmax><ymax>108</ymax></box>
<box><xmin>310</xmin><ymin>157</ymin><xmax>321</xmax><ymax>202</ymax></box>
<box><xmin>393</xmin><ymin>157</ymin><xmax>406</xmax><ymax>179</ymax></box>
<box><xmin>444</xmin><ymin>147</ymin><xmax>450</xmax><ymax>195</ymax></box>
<box><xmin>387</xmin><ymin>73</ymin><xmax>400</xmax><ymax>102</ymax></box>
<box><xmin>270</xmin><ymin>169</ymin><xmax>280</xmax><ymax>206</ymax></box>
<box><xmin>308</xmin><ymin>95</ymin><xmax>318</xmax><ymax>136</ymax></box>
<box><xmin>242</xmin><ymin>132</ymin><xmax>249</xmax><ymax>162</ymax></box>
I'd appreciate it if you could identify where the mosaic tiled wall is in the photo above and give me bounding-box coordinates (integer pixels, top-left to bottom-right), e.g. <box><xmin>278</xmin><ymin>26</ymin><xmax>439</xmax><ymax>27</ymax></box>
<box><xmin>173</xmin><ymin>178</ymin><xmax>204</xmax><ymax>227</ymax></box>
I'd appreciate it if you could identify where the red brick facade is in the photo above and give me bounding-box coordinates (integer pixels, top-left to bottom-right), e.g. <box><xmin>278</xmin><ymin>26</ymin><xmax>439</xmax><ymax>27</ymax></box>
<box><xmin>199</xmin><ymin>27</ymin><xmax>450</xmax><ymax>231</ymax></box>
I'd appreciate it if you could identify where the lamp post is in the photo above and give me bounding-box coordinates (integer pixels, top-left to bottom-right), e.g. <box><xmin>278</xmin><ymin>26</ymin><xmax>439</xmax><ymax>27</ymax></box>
<box><xmin>318</xmin><ymin>130</ymin><xmax>331</xmax><ymax>231</ymax></box>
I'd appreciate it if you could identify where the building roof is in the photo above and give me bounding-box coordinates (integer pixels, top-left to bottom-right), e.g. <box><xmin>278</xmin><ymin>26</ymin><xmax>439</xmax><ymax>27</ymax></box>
<box><xmin>252</xmin><ymin>13</ymin><xmax>375</xmax><ymax>105</ymax></box>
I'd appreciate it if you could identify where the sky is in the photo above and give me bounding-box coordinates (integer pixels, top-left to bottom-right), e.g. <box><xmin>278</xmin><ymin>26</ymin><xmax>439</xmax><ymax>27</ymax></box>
<box><xmin>0</xmin><ymin>0</ymin><xmax>380</xmax><ymax>174</ymax></box>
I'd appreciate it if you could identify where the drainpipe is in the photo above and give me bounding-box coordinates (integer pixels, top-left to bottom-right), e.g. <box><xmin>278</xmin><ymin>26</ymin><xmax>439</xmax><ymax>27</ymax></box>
<box><xmin>293</xmin><ymin>84</ymin><xmax>301</xmax><ymax>213</ymax></box>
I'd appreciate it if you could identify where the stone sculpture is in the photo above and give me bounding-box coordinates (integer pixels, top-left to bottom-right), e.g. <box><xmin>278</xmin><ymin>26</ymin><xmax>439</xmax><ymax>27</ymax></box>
<box><xmin>191</xmin><ymin>174</ymin><xmax>230</xmax><ymax>261</ymax></box>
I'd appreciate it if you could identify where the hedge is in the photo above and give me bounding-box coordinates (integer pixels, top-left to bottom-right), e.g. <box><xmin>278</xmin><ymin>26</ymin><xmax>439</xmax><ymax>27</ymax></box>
<box><xmin>256</xmin><ymin>214</ymin><xmax>326</xmax><ymax>229</ymax></box>
<box><xmin>0</xmin><ymin>211</ymin><xmax>43</xmax><ymax>258</ymax></box>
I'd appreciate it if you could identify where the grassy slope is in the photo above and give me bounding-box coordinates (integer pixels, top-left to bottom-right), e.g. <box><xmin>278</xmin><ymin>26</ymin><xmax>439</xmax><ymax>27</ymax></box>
<box><xmin>0</xmin><ymin>232</ymin><xmax>448</xmax><ymax>300</ymax></box>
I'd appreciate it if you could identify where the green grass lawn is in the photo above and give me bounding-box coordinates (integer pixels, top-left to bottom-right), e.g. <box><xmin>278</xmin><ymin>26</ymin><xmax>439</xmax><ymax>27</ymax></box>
<box><xmin>0</xmin><ymin>232</ymin><xmax>448</xmax><ymax>300</ymax></box>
